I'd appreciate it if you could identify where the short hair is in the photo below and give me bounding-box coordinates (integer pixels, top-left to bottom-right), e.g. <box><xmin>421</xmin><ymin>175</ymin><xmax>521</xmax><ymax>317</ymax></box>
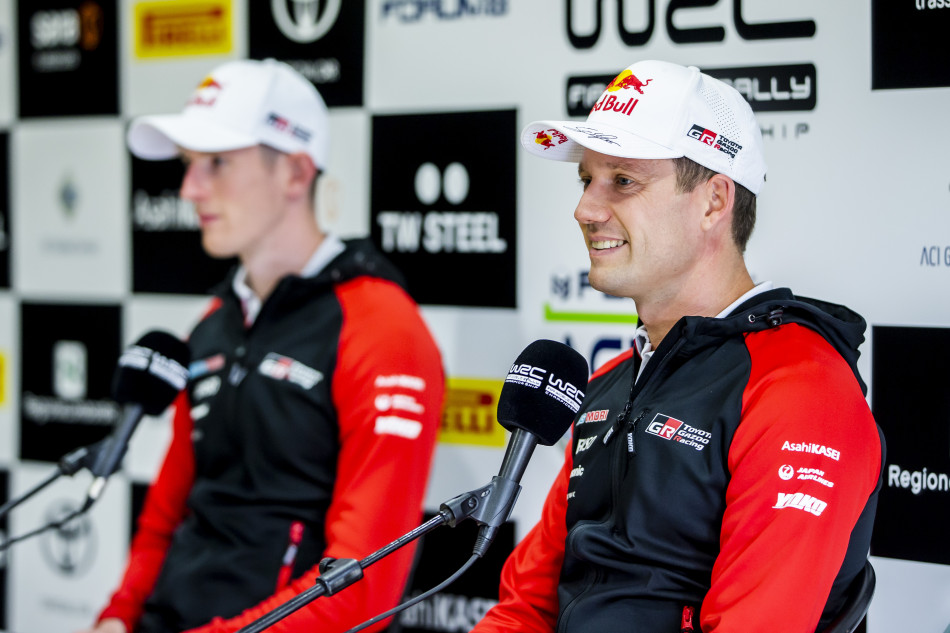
<box><xmin>672</xmin><ymin>157</ymin><xmax>756</xmax><ymax>252</ymax></box>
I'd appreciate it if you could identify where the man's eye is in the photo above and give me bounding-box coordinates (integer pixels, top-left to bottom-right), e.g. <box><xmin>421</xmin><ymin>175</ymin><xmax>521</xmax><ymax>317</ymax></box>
<box><xmin>211</xmin><ymin>156</ymin><xmax>225</xmax><ymax>169</ymax></box>
<box><xmin>578</xmin><ymin>177</ymin><xmax>591</xmax><ymax>190</ymax></box>
<box><xmin>616</xmin><ymin>176</ymin><xmax>633</xmax><ymax>186</ymax></box>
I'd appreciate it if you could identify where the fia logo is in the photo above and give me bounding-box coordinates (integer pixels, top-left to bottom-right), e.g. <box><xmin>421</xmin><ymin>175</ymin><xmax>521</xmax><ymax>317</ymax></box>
<box><xmin>272</xmin><ymin>0</ymin><xmax>341</xmax><ymax>43</ymax></box>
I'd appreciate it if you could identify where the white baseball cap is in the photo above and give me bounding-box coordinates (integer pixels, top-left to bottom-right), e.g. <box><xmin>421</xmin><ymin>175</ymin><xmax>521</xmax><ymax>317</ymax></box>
<box><xmin>521</xmin><ymin>60</ymin><xmax>766</xmax><ymax>194</ymax></box>
<box><xmin>127</xmin><ymin>58</ymin><xmax>330</xmax><ymax>170</ymax></box>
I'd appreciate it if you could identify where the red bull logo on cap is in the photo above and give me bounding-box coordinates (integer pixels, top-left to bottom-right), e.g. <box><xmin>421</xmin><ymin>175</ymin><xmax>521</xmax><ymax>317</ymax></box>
<box><xmin>606</xmin><ymin>70</ymin><xmax>653</xmax><ymax>94</ymax></box>
<box><xmin>189</xmin><ymin>75</ymin><xmax>223</xmax><ymax>107</ymax></box>
<box><xmin>535</xmin><ymin>128</ymin><xmax>569</xmax><ymax>150</ymax></box>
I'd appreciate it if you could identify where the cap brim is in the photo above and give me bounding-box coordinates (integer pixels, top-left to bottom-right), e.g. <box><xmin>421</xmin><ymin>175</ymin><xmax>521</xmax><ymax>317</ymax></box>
<box><xmin>521</xmin><ymin>120</ymin><xmax>683</xmax><ymax>163</ymax></box>
<box><xmin>127</xmin><ymin>113</ymin><xmax>260</xmax><ymax>160</ymax></box>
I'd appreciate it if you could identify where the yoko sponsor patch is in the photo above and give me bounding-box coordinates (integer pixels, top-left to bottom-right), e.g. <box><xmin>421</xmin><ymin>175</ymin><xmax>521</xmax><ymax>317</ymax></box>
<box><xmin>773</xmin><ymin>492</ymin><xmax>827</xmax><ymax>517</ymax></box>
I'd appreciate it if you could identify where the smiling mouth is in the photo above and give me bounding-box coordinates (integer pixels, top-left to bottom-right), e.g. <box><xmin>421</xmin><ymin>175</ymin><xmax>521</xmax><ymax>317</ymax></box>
<box><xmin>590</xmin><ymin>239</ymin><xmax>626</xmax><ymax>250</ymax></box>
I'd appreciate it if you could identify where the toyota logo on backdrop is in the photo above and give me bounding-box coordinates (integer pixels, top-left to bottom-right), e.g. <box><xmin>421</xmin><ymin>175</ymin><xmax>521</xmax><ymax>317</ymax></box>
<box><xmin>271</xmin><ymin>0</ymin><xmax>341</xmax><ymax>43</ymax></box>
<box><xmin>40</xmin><ymin>500</ymin><xmax>97</xmax><ymax>577</ymax></box>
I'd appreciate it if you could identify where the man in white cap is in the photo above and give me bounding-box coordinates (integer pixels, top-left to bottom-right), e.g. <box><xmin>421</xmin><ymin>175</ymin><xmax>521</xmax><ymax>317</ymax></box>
<box><xmin>82</xmin><ymin>59</ymin><xmax>444</xmax><ymax>633</ymax></box>
<box><xmin>472</xmin><ymin>60</ymin><xmax>883</xmax><ymax>632</ymax></box>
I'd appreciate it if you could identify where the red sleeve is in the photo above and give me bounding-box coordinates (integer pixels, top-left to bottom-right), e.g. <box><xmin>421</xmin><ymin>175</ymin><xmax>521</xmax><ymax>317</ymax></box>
<box><xmin>472</xmin><ymin>439</ymin><xmax>571</xmax><ymax>633</ymax></box>
<box><xmin>189</xmin><ymin>277</ymin><xmax>444</xmax><ymax>633</ymax></box>
<box><xmin>701</xmin><ymin>325</ymin><xmax>882</xmax><ymax>632</ymax></box>
<box><xmin>98</xmin><ymin>390</ymin><xmax>196</xmax><ymax>631</ymax></box>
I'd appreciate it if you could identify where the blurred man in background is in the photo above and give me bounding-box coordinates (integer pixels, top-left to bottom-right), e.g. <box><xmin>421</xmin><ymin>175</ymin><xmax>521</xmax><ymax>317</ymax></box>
<box><xmin>473</xmin><ymin>59</ymin><xmax>883</xmax><ymax>632</ymax></box>
<box><xmin>81</xmin><ymin>58</ymin><xmax>444</xmax><ymax>633</ymax></box>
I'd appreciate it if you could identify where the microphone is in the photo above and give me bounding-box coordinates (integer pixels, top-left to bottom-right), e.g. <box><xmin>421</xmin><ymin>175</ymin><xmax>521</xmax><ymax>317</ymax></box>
<box><xmin>472</xmin><ymin>339</ymin><xmax>588</xmax><ymax>556</ymax></box>
<box><xmin>85</xmin><ymin>331</ymin><xmax>190</xmax><ymax>506</ymax></box>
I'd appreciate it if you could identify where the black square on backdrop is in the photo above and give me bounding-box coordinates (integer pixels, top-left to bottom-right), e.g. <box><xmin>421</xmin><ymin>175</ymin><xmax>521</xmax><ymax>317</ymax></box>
<box><xmin>0</xmin><ymin>469</ymin><xmax>7</xmax><ymax>629</ymax></box>
<box><xmin>17</xmin><ymin>0</ymin><xmax>119</xmax><ymax>117</ymax></box>
<box><xmin>248</xmin><ymin>0</ymin><xmax>364</xmax><ymax>107</ymax></box>
<box><xmin>872</xmin><ymin>0</ymin><xmax>950</xmax><ymax>90</ymax></box>
<box><xmin>870</xmin><ymin>325</ymin><xmax>950</xmax><ymax>565</ymax></box>
<box><xmin>370</xmin><ymin>110</ymin><xmax>518</xmax><ymax>309</ymax></box>
<box><xmin>0</xmin><ymin>133</ymin><xmax>9</xmax><ymax>288</ymax></box>
<box><xmin>130</xmin><ymin>154</ymin><xmax>235</xmax><ymax>295</ymax></box>
<box><xmin>19</xmin><ymin>302</ymin><xmax>122</xmax><ymax>462</ymax></box>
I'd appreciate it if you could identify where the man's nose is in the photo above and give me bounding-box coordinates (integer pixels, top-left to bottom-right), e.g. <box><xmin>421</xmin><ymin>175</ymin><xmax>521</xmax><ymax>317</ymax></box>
<box><xmin>179</xmin><ymin>162</ymin><xmax>206</xmax><ymax>201</ymax></box>
<box><xmin>574</xmin><ymin>188</ymin><xmax>611</xmax><ymax>225</ymax></box>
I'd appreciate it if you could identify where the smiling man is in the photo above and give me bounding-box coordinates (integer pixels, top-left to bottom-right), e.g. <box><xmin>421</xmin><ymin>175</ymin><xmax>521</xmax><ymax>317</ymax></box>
<box><xmin>473</xmin><ymin>60</ymin><xmax>884</xmax><ymax>633</ymax></box>
<box><xmin>81</xmin><ymin>59</ymin><xmax>444</xmax><ymax>633</ymax></box>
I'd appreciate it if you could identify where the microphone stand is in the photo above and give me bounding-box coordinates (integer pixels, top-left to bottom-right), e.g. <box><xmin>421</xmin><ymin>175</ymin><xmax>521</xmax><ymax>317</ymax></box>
<box><xmin>0</xmin><ymin>439</ymin><xmax>106</xmax><ymax>521</ymax></box>
<box><xmin>236</xmin><ymin>475</ymin><xmax>522</xmax><ymax>633</ymax></box>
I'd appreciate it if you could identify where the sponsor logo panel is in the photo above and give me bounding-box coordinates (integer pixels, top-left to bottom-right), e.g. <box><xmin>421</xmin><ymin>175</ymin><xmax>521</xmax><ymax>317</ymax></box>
<box><xmin>131</xmin><ymin>154</ymin><xmax>235</xmax><ymax>294</ymax></box>
<box><xmin>381</xmin><ymin>0</ymin><xmax>509</xmax><ymax>22</ymax></box>
<box><xmin>19</xmin><ymin>302</ymin><xmax>122</xmax><ymax>463</ymax></box>
<box><xmin>0</xmin><ymin>132</ymin><xmax>8</xmax><ymax>288</ymax></box>
<box><xmin>564</xmin><ymin>1</ymin><xmax>814</xmax><ymax>50</ymax></box>
<box><xmin>397</xmin><ymin>511</ymin><xmax>513</xmax><ymax>633</ymax></box>
<box><xmin>872</xmin><ymin>0</ymin><xmax>950</xmax><ymax>89</ymax></box>
<box><xmin>133</xmin><ymin>0</ymin><xmax>232</xmax><ymax>59</ymax></box>
<box><xmin>871</xmin><ymin>325</ymin><xmax>950</xmax><ymax>565</ymax></box>
<box><xmin>248</xmin><ymin>0</ymin><xmax>364</xmax><ymax>107</ymax></box>
<box><xmin>17</xmin><ymin>0</ymin><xmax>119</xmax><ymax>117</ymax></box>
<box><xmin>0</xmin><ymin>469</ymin><xmax>7</xmax><ymax>629</ymax></box>
<box><xmin>440</xmin><ymin>377</ymin><xmax>506</xmax><ymax>448</ymax></box>
<box><xmin>371</xmin><ymin>110</ymin><xmax>517</xmax><ymax>308</ymax></box>
<box><xmin>703</xmin><ymin>64</ymin><xmax>816</xmax><ymax>112</ymax></box>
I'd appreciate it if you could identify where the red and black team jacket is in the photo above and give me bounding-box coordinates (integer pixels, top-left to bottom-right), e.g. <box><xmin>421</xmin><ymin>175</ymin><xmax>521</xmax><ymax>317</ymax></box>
<box><xmin>98</xmin><ymin>239</ymin><xmax>445</xmax><ymax>633</ymax></box>
<box><xmin>474</xmin><ymin>289</ymin><xmax>884</xmax><ymax>633</ymax></box>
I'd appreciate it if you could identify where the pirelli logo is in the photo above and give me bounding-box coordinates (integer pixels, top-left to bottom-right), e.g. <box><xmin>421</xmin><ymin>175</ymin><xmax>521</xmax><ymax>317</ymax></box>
<box><xmin>440</xmin><ymin>377</ymin><xmax>506</xmax><ymax>448</ymax></box>
<box><xmin>134</xmin><ymin>0</ymin><xmax>233</xmax><ymax>59</ymax></box>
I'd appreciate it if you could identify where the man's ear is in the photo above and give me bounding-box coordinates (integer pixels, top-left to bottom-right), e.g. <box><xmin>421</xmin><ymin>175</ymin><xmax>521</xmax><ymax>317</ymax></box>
<box><xmin>700</xmin><ymin>173</ymin><xmax>736</xmax><ymax>233</ymax></box>
<box><xmin>285</xmin><ymin>152</ymin><xmax>317</xmax><ymax>202</ymax></box>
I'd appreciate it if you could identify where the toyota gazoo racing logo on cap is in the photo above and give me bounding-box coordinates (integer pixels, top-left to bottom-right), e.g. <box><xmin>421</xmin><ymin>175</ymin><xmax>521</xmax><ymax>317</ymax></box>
<box><xmin>533</xmin><ymin>128</ymin><xmax>569</xmax><ymax>151</ymax></box>
<box><xmin>266</xmin><ymin>112</ymin><xmax>313</xmax><ymax>142</ymax></box>
<box><xmin>590</xmin><ymin>69</ymin><xmax>652</xmax><ymax>117</ymax></box>
<box><xmin>686</xmin><ymin>124</ymin><xmax>742</xmax><ymax>159</ymax></box>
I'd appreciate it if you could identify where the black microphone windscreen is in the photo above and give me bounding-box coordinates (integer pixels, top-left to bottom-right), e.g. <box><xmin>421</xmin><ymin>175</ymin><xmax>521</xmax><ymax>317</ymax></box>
<box><xmin>496</xmin><ymin>340</ymin><xmax>589</xmax><ymax>446</ymax></box>
<box><xmin>112</xmin><ymin>331</ymin><xmax>191</xmax><ymax>416</ymax></box>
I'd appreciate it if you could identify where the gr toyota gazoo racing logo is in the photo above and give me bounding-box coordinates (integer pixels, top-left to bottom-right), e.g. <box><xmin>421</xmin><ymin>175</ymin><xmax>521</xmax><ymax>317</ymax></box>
<box><xmin>258</xmin><ymin>353</ymin><xmax>323</xmax><ymax>389</ymax></box>
<box><xmin>644</xmin><ymin>413</ymin><xmax>711</xmax><ymax>451</ymax></box>
<box><xmin>686</xmin><ymin>124</ymin><xmax>742</xmax><ymax>159</ymax></box>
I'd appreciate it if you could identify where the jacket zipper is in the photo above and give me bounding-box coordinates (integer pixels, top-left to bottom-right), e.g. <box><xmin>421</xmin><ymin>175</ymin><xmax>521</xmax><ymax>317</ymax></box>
<box><xmin>275</xmin><ymin>520</ymin><xmax>305</xmax><ymax>591</ymax></box>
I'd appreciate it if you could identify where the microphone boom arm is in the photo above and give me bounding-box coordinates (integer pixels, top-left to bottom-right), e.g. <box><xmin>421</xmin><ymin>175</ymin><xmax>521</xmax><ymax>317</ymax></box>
<box><xmin>236</xmin><ymin>474</ymin><xmax>524</xmax><ymax>633</ymax></box>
